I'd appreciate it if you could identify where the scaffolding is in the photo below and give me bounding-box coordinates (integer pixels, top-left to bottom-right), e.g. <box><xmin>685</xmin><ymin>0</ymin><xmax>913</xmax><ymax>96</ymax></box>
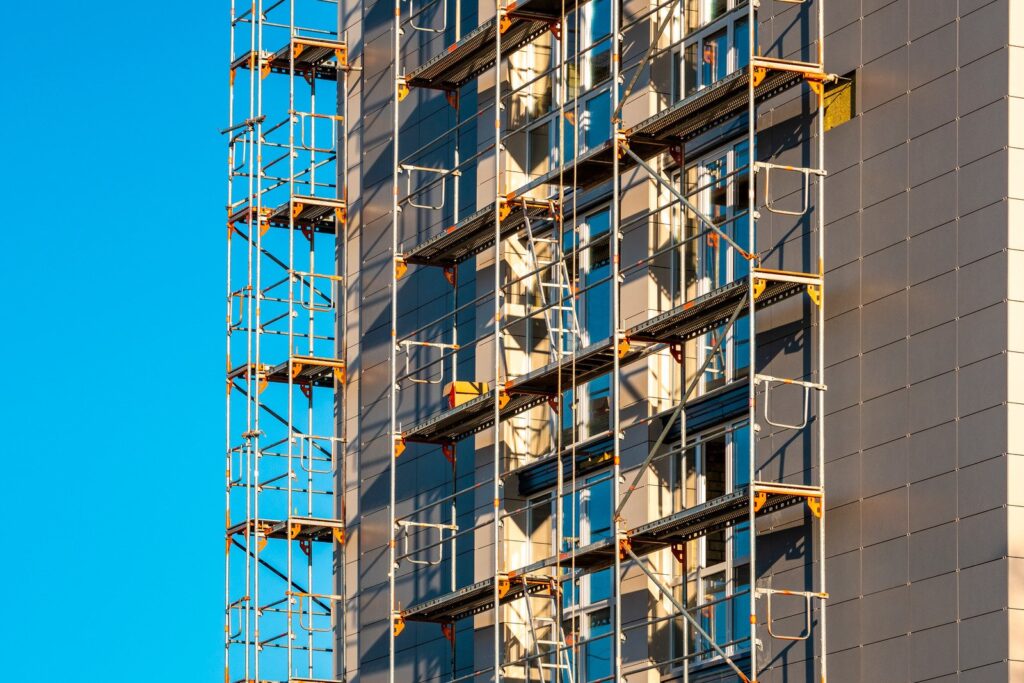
<box><xmin>384</xmin><ymin>0</ymin><xmax>833</xmax><ymax>678</ymax></box>
<box><xmin>225</xmin><ymin>1</ymin><xmax>349</xmax><ymax>681</ymax></box>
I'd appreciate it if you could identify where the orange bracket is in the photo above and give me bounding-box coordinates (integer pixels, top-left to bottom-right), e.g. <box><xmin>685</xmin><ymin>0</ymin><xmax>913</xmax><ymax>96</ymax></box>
<box><xmin>497</xmin><ymin>391</ymin><xmax>510</xmax><ymax>410</ymax></box>
<box><xmin>617</xmin><ymin>337</ymin><xmax>631</xmax><ymax>358</ymax></box>
<box><xmin>394</xmin><ymin>437</ymin><xmax>406</xmax><ymax>458</ymax></box>
<box><xmin>393</xmin><ymin>614</ymin><xmax>405</xmax><ymax>637</ymax></box>
<box><xmin>291</xmin><ymin>202</ymin><xmax>305</xmax><ymax>219</ymax></box>
<box><xmin>293</xmin><ymin>42</ymin><xmax>306</xmax><ymax>59</ymax></box>
<box><xmin>333</xmin><ymin>527</ymin><xmax>346</xmax><ymax>545</ymax></box>
<box><xmin>806</xmin><ymin>496</ymin><xmax>823</xmax><ymax>518</ymax></box>
<box><xmin>498</xmin><ymin>13</ymin><xmax>512</xmax><ymax>33</ymax></box>
<box><xmin>335</xmin><ymin>45</ymin><xmax>348</xmax><ymax>68</ymax></box>
<box><xmin>397</xmin><ymin>79</ymin><xmax>410</xmax><ymax>102</ymax></box>
<box><xmin>289</xmin><ymin>523</ymin><xmax>302</xmax><ymax>540</ymax></box>
<box><xmin>498</xmin><ymin>197</ymin><xmax>512</xmax><ymax>222</ymax></box>
<box><xmin>334</xmin><ymin>364</ymin><xmax>347</xmax><ymax>386</ymax></box>
<box><xmin>497</xmin><ymin>577</ymin><xmax>510</xmax><ymax>599</ymax></box>
<box><xmin>445</xmin><ymin>90</ymin><xmax>459</xmax><ymax>109</ymax></box>
<box><xmin>334</xmin><ymin>205</ymin><xmax>348</xmax><ymax>224</ymax></box>
<box><xmin>618</xmin><ymin>537</ymin><xmax>632</xmax><ymax>560</ymax></box>
<box><xmin>396</xmin><ymin>257</ymin><xmax>408</xmax><ymax>280</ymax></box>
<box><xmin>443</xmin><ymin>264</ymin><xmax>458</xmax><ymax>287</ymax></box>
<box><xmin>753</xmin><ymin>491</ymin><xmax>768</xmax><ymax>512</ymax></box>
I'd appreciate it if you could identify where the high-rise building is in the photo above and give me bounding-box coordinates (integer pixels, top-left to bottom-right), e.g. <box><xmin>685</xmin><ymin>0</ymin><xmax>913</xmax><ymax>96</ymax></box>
<box><xmin>224</xmin><ymin>1</ymin><xmax>1023</xmax><ymax>681</ymax></box>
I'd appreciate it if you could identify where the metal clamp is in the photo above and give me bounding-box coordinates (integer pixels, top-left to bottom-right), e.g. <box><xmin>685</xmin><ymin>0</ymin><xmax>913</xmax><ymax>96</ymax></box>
<box><xmin>755</xmin><ymin>162</ymin><xmax>826</xmax><ymax>217</ymax></box>
<box><xmin>755</xmin><ymin>374</ymin><xmax>826</xmax><ymax>430</ymax></box>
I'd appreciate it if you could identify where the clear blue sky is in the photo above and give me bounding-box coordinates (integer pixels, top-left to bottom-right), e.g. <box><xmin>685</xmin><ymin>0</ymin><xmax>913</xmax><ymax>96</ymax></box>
<box><xmin>1</xmin><ymin>2</ymin><xmax>224</xmax><ymax>678</ymax></box>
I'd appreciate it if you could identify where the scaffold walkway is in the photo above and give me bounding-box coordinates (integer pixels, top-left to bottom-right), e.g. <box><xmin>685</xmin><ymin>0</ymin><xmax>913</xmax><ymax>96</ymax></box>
<box><xmin>401</xmin><ymin>271</ymin><xmax>816</xmax><ymax>445</ymax></box>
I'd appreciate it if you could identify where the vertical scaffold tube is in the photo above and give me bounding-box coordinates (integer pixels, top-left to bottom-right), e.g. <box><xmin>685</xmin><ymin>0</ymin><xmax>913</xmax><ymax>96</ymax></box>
<box><xmin>492</xmin><ymin>1</ymin><xmax>504</xmax><ymax>680</ymax></box>
<box><xmin>816</xmin><ymin>1</ymin><xmax>828</xmax><ymax>681</ymax></box>
<box><xmin>389</xmin><ymin>0</ymin><xmax>401</xmax><ymax>679</ymax></box>
<box><xmin>610</xmin><ymin>0</ymin><xmax>623</xmax><ymax>676</ymax></box>
<box><xmin>745</xmin><ymin>0</ymin><xmax>758</xmax><ymax>681</ymax></box>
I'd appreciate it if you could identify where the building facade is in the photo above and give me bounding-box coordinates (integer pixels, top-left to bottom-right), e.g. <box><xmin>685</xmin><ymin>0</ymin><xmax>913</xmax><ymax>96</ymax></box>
<box><xmin>224</xmin><ymin>0</ymin><xmax>1024</xmax><ymax>681</ymax></box>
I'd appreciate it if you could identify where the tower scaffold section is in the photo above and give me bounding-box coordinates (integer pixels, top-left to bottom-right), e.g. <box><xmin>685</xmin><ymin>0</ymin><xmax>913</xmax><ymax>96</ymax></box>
<box><xmin>380</xmin><ymin>0</ymin><xmax>833</xmax><ymax>680</ymax></box>
<box><xmin>225</xmin><ymin>1</ymin><xmax>349</xmax><ymax>681</ymax></box>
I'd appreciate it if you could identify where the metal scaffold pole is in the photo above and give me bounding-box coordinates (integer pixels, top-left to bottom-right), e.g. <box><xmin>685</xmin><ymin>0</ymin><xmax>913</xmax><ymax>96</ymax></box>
<box><xmin>225</xmin><ymin>0</ymin><xmax>349</xmax><ymax>680</ymax></box>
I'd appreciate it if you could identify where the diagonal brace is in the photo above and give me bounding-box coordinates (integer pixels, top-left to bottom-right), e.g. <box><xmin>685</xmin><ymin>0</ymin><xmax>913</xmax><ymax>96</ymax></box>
<box><xmin>615</xmin><ymin>296</ymin><xmax>747</xmax><ymax>518</ymax></box>
<box><xmin>625</xmin><ymin>148</ymin><xmax>755</xmax><ymax>262</ymax></box>
<box><xmin>611</xmin><ymin>0</ymin><xmax>684</xmax><ymax>124</ymax></box>
<box><xmin>627</xmin><ymin>547</ymin><xmax>752</xmax><ymax>683</ymax></box>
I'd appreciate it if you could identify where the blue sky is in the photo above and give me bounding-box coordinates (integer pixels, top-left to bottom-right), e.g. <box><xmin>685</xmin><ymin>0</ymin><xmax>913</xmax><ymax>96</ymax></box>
<box><xmin>1</xmin><ymin>2</ymin><xmax>224</xmax><ymax>678</ymax></box>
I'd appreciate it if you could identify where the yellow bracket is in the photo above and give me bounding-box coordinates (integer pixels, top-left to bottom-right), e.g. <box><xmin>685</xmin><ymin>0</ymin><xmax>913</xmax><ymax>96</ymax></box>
<box><xmin>260</xmin><ymin>60</ymin><xmax>272</xmax><ymax>79</ymax></box>
<box><xmin>257</xmin><ymin>537</ymin><xmax>268</xmax><ymax>552</ymax></box>
<box><xmin>393</xmin><ymin>614</ymin><xmax>406</xmax><ymax>637</ymax></box>
<box><xmin>291</xmin><ymin>362</ymin><xmax>305</xmax><ymax>379</ymax></box>
<box><xmin>397</xmin><ymin>80</ymin><xmax>410</xmax><ymax>101</ymax></box>
<box><xmin>396</xmin><ymin>257</ymin><xmax>408</xmax><ymax>280</ymax></box>
<box><xmin>394</xmin><ymin>437</ymin><xmax>406</xmax><ymax>458</ymax></box>
<box><xmin>293</xmin><ymin>42</ymin><xmax>306</xmax><ymax>59</ymax></box>
<box><xmin>499</xmin><ymin>13</ymin><xmax>512</xmax><ymax>33</ymax></box>
<box><xmin>498</xmin><ymin>391</ymin><xmax>510</xmax><ymax>410</ymax></box>
<box><xmin>334</xmin><ymin>206</ymin><xmax>347</xmax><ymax>224</ymax></box>
<box><xmin>497</xmin><ymin>577</ymin><xmax>510</xmax><ymax>598</ymax></box>
<box><xmin>752</xmin><ymin>279</ymin><xmax>767</xmax><ymax>300</ymax></box>
<box><xmin>334</xmin><ymin>364</ymin><xmax>347</xmax><ymax>386</ymax></box>
<box><xmin>564</xmin><ymin>111</ymin><xmax>576</xmax><ymax>126</ymax></box>
<box><xmin>807</xmin><ymin>496</ymin><xmax>823</xmax><ymax>518</ymax></box>
<box><xmin>753</xmin><ymin>491</ymin><xmax>767</xmax><ymax>512</ymax></box>
<box><xmin>335</xmin><ymin>45</ymin><xmax>348</xmax><ymax>68</ymax></box>
<box><xmin>751</xmin><ymin>66</ymin><xmax>767</xmax><ymax>88</ymax></box>
<box><xmin>289</xmin><ymin>523</ymin><xmax>302</xmax><ymax>540</ymax></box>
<box><xmin>333</xmin><ymin>528</ymin><xmax>346</xmax><ymax>545</ymax></box>
<box><xmin>292</xmin><ymin>202</ymin><xmax>305</xmax><ymax>219</ymax></box>
<box><xmin>806</xmin><ymin>284</ymin><xmax>822</xmax><ymax>306</ymax></box>
<box><xmin>617</xmin><ymin>337</ymin><xmax>631</xmax><ymax>358</ymax></box>
<box><xmin>229</xmin><ymin>68</ymin><xmax>237</xmax><ymax>86</ymax></box>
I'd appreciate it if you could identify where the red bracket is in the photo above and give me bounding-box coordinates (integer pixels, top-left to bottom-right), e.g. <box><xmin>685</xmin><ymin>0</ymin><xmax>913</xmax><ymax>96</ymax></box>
<box><xmin>548</xmin><ymin>21</ymin><xmax>561</xmax><ymax>39</ymax></box>
<box><xmin>670</xmin><ymin>543</ymin><xmax>686</xmax><ymax>564</ymax></box>
<box><xmin>668</xmin><ymin>145</ymin><xmax>684</xmax><ymax>167</ymax></box>
<box><xmin>669</xmin><ymin>344</ymin><xmax>684</xmax><ymax>364</ymax></box>
<box><xmin>299</xmin><ymin>539</ymin><xmax>313</xmax><ymax>557</ymax></box>
<box><xmin>445</xmin><ymin>89</ymin><xmax>459</xmax><ymax>110</ymax></box>
<box><xmin>442</xmin><ymin>443</ymin><xmax>456</xmax><ymax>465</ymax></box>
<box><xmin>299</xmin><ymin>382</ymin><xmax>313</xmax><ymax>399</ymax></box>
<box><xmin>547</xmin><ymin>396</ymin><xmax>559</xmax><ymax>414</ymax></box>
<box><xmin>441</xmin><ymin>623</ymin><xmax>455</xmax><ymax>643</ymax></box>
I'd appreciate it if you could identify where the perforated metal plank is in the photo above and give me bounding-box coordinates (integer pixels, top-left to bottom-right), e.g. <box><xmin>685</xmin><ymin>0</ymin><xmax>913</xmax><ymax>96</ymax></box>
<box><xmin>227</xmin><ymin>516</ymin><xmax>345</xmax><ymax>543</ymax></box>
<box><xmin>402</xmin><ymin>393</ymin><xmax>548</xmax><ymax>444</ymax></box>
<box><xmin>402</xmin><ymin>575</ymin><xmax>549</xmax><ymax>623</ymax></box>
<box><xmin>627</xmin><ymin>278</ymin><xmax>804</xmax><ymax>346</ymax></box>
<box><xmin>405</xmin><ymin>18</ymin><xmax>550</xmax><ymax>91</ymax></box>
<box><xmin>231</xmin><ymin>37</ymin><xmax>347</xmax><ymax>82</ymax></box>
<box><xmin>629</xmin><ymin>63</ymin><xmax>815</xmax><ymax>145</ymax></box>
<box><xmin>403</xmin><ymin>201</ymin><xmax>555</xmax><ymax>267</ymax></box>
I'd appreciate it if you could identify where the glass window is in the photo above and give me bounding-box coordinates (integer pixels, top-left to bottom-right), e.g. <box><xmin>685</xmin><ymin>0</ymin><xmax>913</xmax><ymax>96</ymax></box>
<box><xmin>585</xmin><ymin>608</ymin><xmax>612</xmax><ymax>681</ymax></box>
